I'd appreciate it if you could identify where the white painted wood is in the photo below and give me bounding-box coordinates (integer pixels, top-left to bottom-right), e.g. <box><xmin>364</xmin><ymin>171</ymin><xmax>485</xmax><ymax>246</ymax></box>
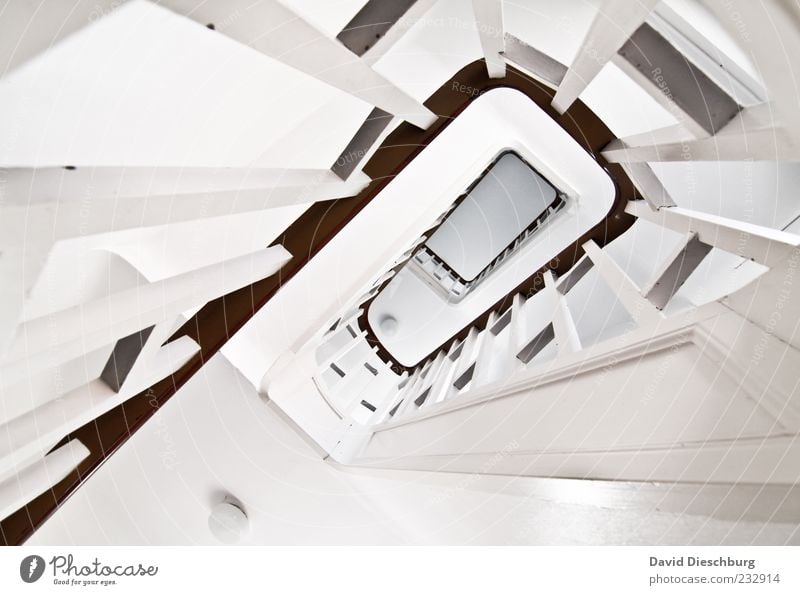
<box><xmin>603</xmin><ymin>103</ymin><xmax>798</xmax><ymax>163</ymax></box>
<box><xmin>609</xmin><ymin>53</ymin><xmax>710</xmax><ymax>139</ymax></box>
<box><xmin>605</xmin><ymin>103</ymin><xmax>780</xmax><ymax>156</ymax></box>
<box><xmin>111</xmin><ymin>320</ymin><xmax>200</xmax><ymax>393</ymax></box>
<box><xmin>703</xmin><ymin>0</ymin><xmax>800</xmax><ymax>143</ymax></box>
<box><xmin>323</xmin><ymin>308</ymin><xmax>364</xmax><ymax>342</ymax></box>
<box><xmin>0</xmin><ymin>168</ymin><xmax>362</xmax><ymax>353</ymax></box>
<box><xmin>328</xmin><ymin>365</ymin><xmax>375</xmax><ymax>414</ymax></box>
<box><xmin>353</xmin><ymin>436</ymin><xmax>800</xmax><ymax>485</ymax></box>
<box><xmin>0</xmin><ymin>245</ymin><xmax>50</xmax><ymax>354</ymax></box>
<box><xmin>555</xmin><ymin>254</ymin><xmax>594</xmax><ymax>295</ymax></box>
<box><xmin>427</xmin><ymin>347</ymin><xmax>461</xmax><ymax>406</ymax></box>
<box><xmin>0</xmin><ymin>166</ymin><xmax>365</xmax><ymax>203</ymax></box>
<box><xmin>351</xmin><ymin>304</ymin><xmax>800</xmax><ymax>484</ymax></box>
<box><xmin>361</xmin><ymin>0</ymin><xmax>438</xmax><ymax>66</ymax></box>
<box><xmin>471</xmin><ymin>0</ymin><xmax>505</xmax><ymax>78</ymax></box>
<box><xmin>262</xmin><ymin>349</ymin><xmax>350</xmax><ymax>452</ymax></box>
<box><xmin>0</xmin><ymin>439</ymin><xmax>90</xmax><ymax>521</ymax></box>
<box><xmin>444</xmin><ymin>328</ymin><xmax>482</xmax><ymax>401</ymax></box>
<box><xmin>0</xmin><ymin>380</ymin><xmax>131</xmax><ymax>479</ymax></box>
<box><xmin>0</xmin><ymin>0</ymin><xmax>125</xmax><ymax>77</ymax></box>
<box><xmin>0</xmin><ymin>346</ymin><xmax>109</xmax><ymax>426</ymax></box>
<box><xmin>318</xmin><ymin>330</ymin><xmax>368</xmax><ymax>370</ymax></box>
<box><xmin>160</xmin><ymin>0</ymin><xmax>436</xmax><ymax>129</ymax></box>
<box><xmin>370</xmin><ymin>269</ymin><xmax>397</xmax><ymax>291</ymax></box>
<box><xmin>724</xmin><ymin>246</ymin><xmax>800</xmax><ymax>349</ymax></box>
<box><xmin>0</xmin><ymin>310</ymin><xmax>256</xmax><ymax>477</ymax></box>
<box><xmin>552</xmin><ymin>0</ymin><xmax>659</xmax><ymax>113</ymax></box>
<box><xmin>502</xmin><ymin>34</ymin><xmax>566</xmax><ymax>89</ymax></box>
<box><xmin>356</xmin><ymin>286</ymin><xmax>380</xmax><ymax>307</ymax></box>
<box><xmin>3</xmin><ymin>245</ymin><xmax>291</xmax><ymax>367</ymax></box>
<box><xmin>582</xmin><ymin>240</ymin><xmax>662</xmax><ymax>325</ymax></box>
<box><xmin>650</xmin><ymin>3</ymin><xmax>765</xmax><ymax>106</ymax></box>
<box><xmin>694</xmin><ymin>311</ymin><xmax>800</xmax><ymax>432</ymax></box>
<box><xmin>372</xmin><ymin>302</ymin><xmax>726</xmax><ymax>431</ymax></box>
<box><xmin>544</xmin><ymin>271</ymin><xmax>582</xmax><ymax>354</ymax></box>
<box><xmin>618</xmin><ymin>162</ymin><xmax>677</xmax><ymax>210</ymax></box>
<box><xmin>607</xmin><ymin>123</ymin><xmax>696</xmax><ymax>153</ymax></box>
<box><xmin>508</xmin><ymin>294</ymin><xmax>529</xmax><ymax>367</ymax></box>
<box><xmin>416</xmin><ymin>351</ymin><xmax>448</xmax><ymax>409</ymax></box>
<box><xmin>394</xmin><ymin>366</ymin><xmax>427</xmax><ymax>418</ymax></box>
<box><xmin>0</xmin><ymin>174</ymin><xmax>366</xmax><ymax>246</ymax></box>
<box><xmin>470</xmin><ymin>312</ymin><xmax>501</xmax><ymax>387</ymax></box>
<box><xmin>627</xmin><ymin>201</ymin><xmax>800</xmax><ymax>267</ymax></box>
<box><xmin>603</xmin><ymin>125</ymin><xmax>797</xmax><ymax>162</ymax></box>
<box><xmin>640</xmin><ymin>232</ymin><xmax>711</xmax><ymax>309</ymax></box>
<box><xmin>371</xmin><ymin>371</ymin><xmax>408</xmax><ymax>424</ymax></box>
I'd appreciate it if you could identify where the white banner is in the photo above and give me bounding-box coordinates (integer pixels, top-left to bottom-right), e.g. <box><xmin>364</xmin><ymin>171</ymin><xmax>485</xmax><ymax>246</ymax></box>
<box><xmin>0</xmin><ymin>546</ymin><xmax>797</xmax><ymax>594</ymax></box>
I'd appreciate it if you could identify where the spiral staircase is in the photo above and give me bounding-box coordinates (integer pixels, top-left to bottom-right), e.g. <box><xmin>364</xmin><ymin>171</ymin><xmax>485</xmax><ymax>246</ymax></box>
<box><xmin>1</xmin><ymin>0</ymin><xmax>799</xmax><ymax>544</ymax></box>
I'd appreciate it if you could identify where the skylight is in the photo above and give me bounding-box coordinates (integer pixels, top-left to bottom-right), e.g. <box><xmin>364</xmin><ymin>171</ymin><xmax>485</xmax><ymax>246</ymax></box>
<box><xmin>413</xmin><ymin>150</ymin><xmax>565</xmax><ymax>299</ymax></box>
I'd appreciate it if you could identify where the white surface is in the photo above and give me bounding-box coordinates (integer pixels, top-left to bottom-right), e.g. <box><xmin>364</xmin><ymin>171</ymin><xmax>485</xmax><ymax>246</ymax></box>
<box><xmin>5</xmin><ymin>246</ymin><xmax>291</xmax><ymax>365</ymax></box>
<box><xmin>367</xmin><ymin>88</ymin><xmax>614</xmax><ymax>366</ymax></box>
<box><xmin>159</xmin><ymin>0</ymin><xmax>435</xmax><ymax>128</ymax></box>
<box><xmin>425</xmin><ymin>152</ymin><xmax>557</xmax><ymax>281</ymax></box>
<box><xmin>0</xmin><ymin>0</ymin><xmax>367</xmax><ymax>167</ymax></box>
<box><xmin>471</xmin><ymin>0</ymin><xmax>506</xmax><ymax>78</ymax></box>
<box><xmin>4</xmin><ymin>0</ymin><xmax>800</xmax><ymax>548</ymax></box>
<box><xmin>27</xmin><ymin>354</ymin><xmax>800</xmax><ymax>545</ymax></box>
<box><xmin>208</xmin><ymin>501</ymin><xmax>249</xmax><ymax>544</ymax></box>
<box><xmin>0</xmin><ymin>439</ymin><xmax>89</xmax><ymax>520</ymax></box>
<box><xmin>552</xmin><ymin>0</ymin><xmax>659</xmax><ymax>113</ymax></box>
<box><xmin>359</xmin><ymin>304</ymin><xmax>800</xmax><ymax>483</ymax></box>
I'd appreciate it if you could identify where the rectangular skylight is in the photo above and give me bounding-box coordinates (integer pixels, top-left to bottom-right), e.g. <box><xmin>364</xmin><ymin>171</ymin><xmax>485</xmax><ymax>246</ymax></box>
<box><xmin>424</xmin><ymin>151</ymin><xmax>559</xmax><ymax>281</ymax></box>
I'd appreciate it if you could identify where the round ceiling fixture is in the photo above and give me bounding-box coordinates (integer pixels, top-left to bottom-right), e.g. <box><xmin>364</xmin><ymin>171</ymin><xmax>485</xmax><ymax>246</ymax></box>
<box><xmin>379</xmin><ymin>315</ymin><xmax>399</xmax><ymax>336</ymax></box>
<box><xmin>208</xmin><ymin>498</ymin><xmax>249</xmax><ymax>544</ymax></box>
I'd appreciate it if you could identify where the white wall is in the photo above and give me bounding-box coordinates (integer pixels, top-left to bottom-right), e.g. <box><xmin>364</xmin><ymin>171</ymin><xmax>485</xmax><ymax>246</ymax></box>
<box><xmin>355</xmin><ymin>302</ymin><xmax>800</xmax><ymax>485</ymax></box>
<box><xmin>28</xmin><ymin>353</ymin><xmax>799</xmax><ymax>545</ymax></box>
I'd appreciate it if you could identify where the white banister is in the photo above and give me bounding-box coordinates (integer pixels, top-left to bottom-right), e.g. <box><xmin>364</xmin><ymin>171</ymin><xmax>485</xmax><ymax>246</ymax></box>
<box><xmin>415</xmin><ymin>351</ymin><xmax>448</xmax><ymax>409</ymax></box>
<box><xmin>641</xmin><ymin>232</ymin><xmax>712</xmax><ymax>310</ymax></box>
<box><xmin>4</xmin><ymin>245</ymin><xmax>291</xmax><ymax>368</ymax></box>
<box><xmin>502</xmin><ymin>35</ymin><xmax>566</xmax><ymax>89</ymax></box>
<box><xmin>508</xmin><ymin>294</ymin><xmax>528</xmax><ymax>356</ymax></box>
<box><xmin>160</xmin><ymin>0</ymin><xmax>436</xmax><ymax>129</ymax></box>
<box><xmin>0</xmin><ymin>439</ymin><xmax>90</xmax><ymax>521</ymax></box>
<box><xmin>618</xmin><ymin>162</ymin><xmax>676</xmax><ymax>210</ymax></box>
<box><xmin>583</xmin><ymin>240</ymin><xmax>662</xmax><ymax>326</ymax></box>
<box><xmin>100</xmin><ymin>319</ymin><xmax>200</xmax><ymax>392</ymax></box>
<box><xmin>394</xmin><ymin>367</ymin><xmax>425</xmax><ymax>418</ymax></box>
<box><xmin>626</xmin><ymin>201</ymin><xmax>800</xmax><ymax>267</ymax></box>
<box><xmin>703</xmin><ymin>0</ymin><xmax>800</xmax><ymax>144</ymax></box>
<box><xmin>427</xmin><ymin>344</ymin><xmax>462</xmax><ymax>406</ymax></box>
<box><xmin>552</xmin><ymin>0</ymin><xmax>659</xmax><ymax>114</ymax></box>
<box><xmin>471</xmin><ymin>311</ymin><xmax>501</xmax><ymax>387</ymax></box>
<box><xmin>544</xmin><ymin>271</ymin><xmax>582</xmax><ymax>354</ymax></box>
<box><xmin>0</xmin><ymin>166</ymin><xmax>365</xmax><ymax>202</ymax></box>
<box><xmin>444</xmin><ymin>328</ymin><xmax>482</xmax><ymax>401</ymax></box>
<box><xmin>318</xmin><ymin>330</ymin><xmax>369</xmax><ymax>371</ymax></box>
<box><xmin>471</xmin><ymin>0</ymin><xmax>505</xmax><ymax>78</ymax></box>
<box><xmin>372</xmin><ymin>371</ymin><xmax>408</xmax><ymax>424</ymax></box>
<box><xmin>358</xmin><ymin>0</ymin><xmax>438</xmax><ymax>67</ymax></box>
<box><xmin>0</xmin><ymin>0</ymin><xmax>124</xmax><ymax>77</ymax></box>
<box><xmin>602</xmin><ymin>126</ymin><xmax>796</xmax><ymax>162</ymax></box>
